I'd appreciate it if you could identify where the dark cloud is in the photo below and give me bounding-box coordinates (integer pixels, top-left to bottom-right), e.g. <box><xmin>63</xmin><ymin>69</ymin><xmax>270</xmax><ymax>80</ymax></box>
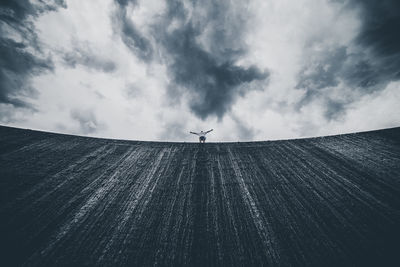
<box><xmin>345</xmin><ymin>0</ymin><xmax>400</xmax><ymax>88</ymax></box>
<box><xmin>158</xmin><ymin>0</ymin><xmax>269</xmax><ymax>119</ymax></box>
<box><xmin>70</xmin><ymin>109</ymin><xmax>102</xmax><ymax>134</ymax></box>
<box><xmin>340</xmin><ymin>55</ymin><xmax>384</xmax><ymax>91</ymax></box>
<box><xmin>161</xmin><ymin>26</ymin><xmax>268</xmax><ymax>119</ymax></box>
<box><xmin>295</xmin><ymin>47</ymin><xmax>349</xmax><ymax>119</ymax></box>
<box><xmin>0</xmin><ymin>0</ymin><xmax>66</xmax><ymax>109</ymax></box>
<box><xmin>113</xmin><ymin>0</ymin><xmax>269</xmax><ymax>119</ymax></box>
<box><xmin>351</xmin><ymin>0</ymin><xmax>400</xmax><ymax>60</ymax></box>
<box><xmin>296</xmin><ymin>47</ymin><xmax>347</xmax><ymax>98</ymax></box>
<box><xmin>63</xmin><ymin>43</ymin><xmax>116</xmax><ymax>73</ymax></box>
<box><xmin>295</xmin><ymin>46</ymin><xmax>388</xmax><ymax>100</ymax></box>
<box><xmin>295</xmin><ymin>47</ymin><xmax>380</xmax><ymax>120</ymax></box>
<box><xmin>0</xmin><ymin>38</ymin><xmax>52</xmax><ymax>107</ymax></box>
<box><xmin>120</xmin><ymin>18</ymin><xmax>153</xmax><ymax>61</ymax></box>
<box><xmin>296</xmin><ymin>0</ymin><xmax>400</xmax><ymax>120</ymax></box>
<box><xmin>0</xmin><ymin>0</ymin><xmax>66</xmax><ymax>22</ymax></box>
<box><xmin>112</xmin><ymin>0</ymin><xmax>153</xmax><ymax>61</ymax></box>
<box><xmin>323</xmin><ymin>98</ymin><xmax>347</xmax><ymax>120</ymax></box>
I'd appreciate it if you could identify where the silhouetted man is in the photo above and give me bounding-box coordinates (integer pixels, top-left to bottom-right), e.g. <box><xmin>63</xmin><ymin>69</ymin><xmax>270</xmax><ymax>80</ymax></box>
<box><xmin>190</xmin><ymin>129</ymin><xmax>213</xmax><ymax>143</ymax></box>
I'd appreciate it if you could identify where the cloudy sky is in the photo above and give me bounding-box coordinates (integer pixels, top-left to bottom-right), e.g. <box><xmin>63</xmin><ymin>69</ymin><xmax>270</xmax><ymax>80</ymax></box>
<box><xmin>1</xmin><ymin>0</ymin><xmax>399</xmax><ymax>141</ymax></box>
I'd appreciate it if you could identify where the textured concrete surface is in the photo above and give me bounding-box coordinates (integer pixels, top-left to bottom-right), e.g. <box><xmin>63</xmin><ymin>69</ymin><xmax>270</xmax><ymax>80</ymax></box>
<box><xmin>1</xmin><ymin>125</ymin><xmax>400</xmax><ymax>266</ymax></box>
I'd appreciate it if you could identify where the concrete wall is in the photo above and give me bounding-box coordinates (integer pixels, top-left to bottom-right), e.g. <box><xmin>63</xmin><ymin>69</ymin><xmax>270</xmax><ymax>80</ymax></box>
<box><xmin>1</xmin><ymin>126</ymin><xmax>399</xmax><ymax>266</ymax></box>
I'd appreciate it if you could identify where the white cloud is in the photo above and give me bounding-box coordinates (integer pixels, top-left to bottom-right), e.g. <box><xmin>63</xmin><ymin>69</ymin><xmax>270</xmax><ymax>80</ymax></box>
<box><xmin>2</xmin><ymin>0</ymin><xmax>398</xmax><ymax>141</ymax></box>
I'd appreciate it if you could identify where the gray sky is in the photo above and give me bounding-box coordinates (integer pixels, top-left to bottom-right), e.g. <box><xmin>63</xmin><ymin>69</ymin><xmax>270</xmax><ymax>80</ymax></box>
<box><xmin>1</xmin><ymin>0</ymin><xmax>399</xmax><ymax>141</ymax></box>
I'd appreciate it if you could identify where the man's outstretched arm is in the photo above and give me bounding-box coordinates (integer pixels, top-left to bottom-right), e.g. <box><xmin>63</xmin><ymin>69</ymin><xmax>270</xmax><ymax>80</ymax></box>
<box><xmin>190</xmin><ymin>131</ymin><xmax>199</xmax><ymax>136</ymax></box>
<box><xmin>206</xmin><ymin>129</ymin><xmax>213</xmax><ymax>134</ymax></box>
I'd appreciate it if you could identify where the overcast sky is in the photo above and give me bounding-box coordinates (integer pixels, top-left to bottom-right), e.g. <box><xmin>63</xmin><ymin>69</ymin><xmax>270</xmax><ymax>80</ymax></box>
<box><xmin>1</xmin><ymin>0</ymin><xmax>399</xmax><ymax>141</ymax></box>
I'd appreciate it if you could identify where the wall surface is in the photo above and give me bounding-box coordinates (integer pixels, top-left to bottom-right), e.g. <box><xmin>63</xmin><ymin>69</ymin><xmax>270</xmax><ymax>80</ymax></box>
<box><xmin>1</xmin><ymin>125</ymin><xmax>399</xmax><ymax>266</ymax></box>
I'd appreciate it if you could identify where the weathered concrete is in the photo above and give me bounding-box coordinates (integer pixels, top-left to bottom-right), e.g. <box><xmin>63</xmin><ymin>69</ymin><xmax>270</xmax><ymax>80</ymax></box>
<box><xmin>1</xmin><ymin>125</ymin><xmax>399</xmax><ymax>266</ymax></box>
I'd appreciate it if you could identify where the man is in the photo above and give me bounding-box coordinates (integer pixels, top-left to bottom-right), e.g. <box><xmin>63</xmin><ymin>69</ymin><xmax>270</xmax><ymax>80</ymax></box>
<box><xmin>190</xmin><ymin>129</ymin><xmax>213</xmax><ymax>143</ymax></box>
